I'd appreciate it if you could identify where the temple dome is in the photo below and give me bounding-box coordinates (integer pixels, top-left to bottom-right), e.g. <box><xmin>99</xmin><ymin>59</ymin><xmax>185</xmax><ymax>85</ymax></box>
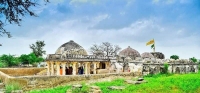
<box><xmin>119</xmin><ymin>46</ymin><xmax>141</xmax><ymax>60</ymax></box>
<box><xmin>55</xmin><ymin>40</ymin><xmax>87</xmax><ymax>55</ymax></box>
<box><xmin>150</xmin><ymin>52</ymin><xmax>165</xmax><ymax>59</ymax></box>
<box><xmin>141</xmin><ymin>52</ymin><xmax>154</xmax><ymax>58</ymax></box>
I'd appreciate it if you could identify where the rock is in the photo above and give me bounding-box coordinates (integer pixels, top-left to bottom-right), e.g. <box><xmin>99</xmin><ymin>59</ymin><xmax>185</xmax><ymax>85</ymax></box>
<box><xmin>125</xmin><ymin>80</ymin><xmax>148</xmax><ymax>85</ymax></box>
<box><xmin>137</xmin><ymin>78</ymin><xmax>144</xmax><ymax>81</ymax></box>
<box><xmin>89</xmin><ymin>86</ymin><xmax>102</xmax><ymax>93</ymax></box>
<box><xmin>125</xmin><ymin>80</ymin><xmax>137</xmax><ymax>84</ymax></box>
<box><xmin>0</xmin><ymin>83</ymin><xmax>5</xmax><ymax>89</ymax></box>
<box><xmin>72</xmin><ymin>84</ymin><xmax>82</xmax><ymax>89</ymax></box>
<box><xmin>108</xmin><ymin>86</ymin><xmax>125</xmax><ymax>90</ymax></box>
<box><xmin>135</xmin><ymin>80</ymin><xmax>148</xmax><ymax>85</ymax></box>
<box><xmin>11</xmin><ymin>90</ymin><xmax>23</xmax><ymax>93</ymax></box>
<box><xmin>66</xmin><ymin>89</ymin><xmax>72</xmax><ymax>93</ymax></box>
<box><xmin>90</xmin><ymin>86</ymin><xmax>100</xmax><ymax>90</ymax></box>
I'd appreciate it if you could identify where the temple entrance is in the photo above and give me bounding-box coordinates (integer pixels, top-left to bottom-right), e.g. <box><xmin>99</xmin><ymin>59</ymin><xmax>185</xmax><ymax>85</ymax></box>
<box><xmin>101</xmin><ymin>63</ymin><xmax>106</xmax><ymax>69</ymax></box>
<box><xmin>175</xmin><ymin>67</ymin><xmax>180</xmax><ymax>74</ymax></box>
<box><xmin>65</xmin><ymin>65</ymin><xmax>73</xmax><ymax>75</ymax></box>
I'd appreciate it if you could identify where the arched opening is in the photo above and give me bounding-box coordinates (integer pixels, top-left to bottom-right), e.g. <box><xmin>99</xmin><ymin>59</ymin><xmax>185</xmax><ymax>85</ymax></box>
<box><xmin>175</xmin><ymin>67</ymin><xmax>180</xmax><ymax>74</ymax></box>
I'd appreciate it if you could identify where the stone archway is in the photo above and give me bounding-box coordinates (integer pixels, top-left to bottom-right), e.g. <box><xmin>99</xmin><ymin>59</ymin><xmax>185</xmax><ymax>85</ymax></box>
<box><xmin>175</xmin><ymin>67</ymin><xmax>180</xmax><ymax>74</ymax></box>
<box><xmin>190</xmin><ymin>66</ymin><xmax>195</xmax><ymax>72</ymax></box>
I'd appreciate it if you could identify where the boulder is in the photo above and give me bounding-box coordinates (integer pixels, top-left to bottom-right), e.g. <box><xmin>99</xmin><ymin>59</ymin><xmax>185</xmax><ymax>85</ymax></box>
<box><xmin>137</xmin><ymin>78</ymin><xmax>144</xmax><ymax>81</ymax></box>
<box><xmin>108</xmin><ymin>86</ymin><xmax>125</xmax><ymax>90</ymax></box>
<box><xmin>89</xmin><ymin>86</ymin><xmax>102</xmax><ymax>93</ymax></box>
<box><xmin>72</xmin><ymin>84</ymin><xmax>82</xmax><ymax>90</ymax></box>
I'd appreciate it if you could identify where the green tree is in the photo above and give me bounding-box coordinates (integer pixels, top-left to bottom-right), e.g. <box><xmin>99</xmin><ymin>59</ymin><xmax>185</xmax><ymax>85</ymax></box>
<box><xmin>19</xmin><ymin>54</ymin><xmax>29</xmax><ymax>64</ymax></box>
<box><xmin>0</xmin><ymin>54</ymin><xmax>20</xmax><ymax>67</ymax></box>
<box><xmin>19</xmin><ymin>53</ymin><xmax>44</xmax><ymax>65</ymax></box>
<box><xmin>0</xmin><ymin>0</ymin><xmax>49</xmax><ymax>37</ymax></box>
<box><xmin>29</xmin><ymin>41</ymin><xmax>46</xmax><ymax>57</ymax></box>
<box><xmin>170</xmin><ymin>55</ymin><xmax>179</xmax><ymax>60</ymax></box>
<box><xmin>190</xmin><ymin>57</ymin><xmax>197</xmax><ymax>63</ymax></box>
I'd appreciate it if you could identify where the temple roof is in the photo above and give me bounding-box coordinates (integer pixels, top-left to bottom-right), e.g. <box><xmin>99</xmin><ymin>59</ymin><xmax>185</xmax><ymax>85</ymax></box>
<box><xmin>55</xmin><ymin>40</ymin><xmax>87</xmax><ymax>55</ymax></box>
<box><xmin>141</xmin><ymin>52</ymin><xmax>154</xmax><ymax>58</ymax></box>
<box><xmin>118</xmin><ymin>46</ymin><xmax>141</xmax><ymax>60</ymax></box>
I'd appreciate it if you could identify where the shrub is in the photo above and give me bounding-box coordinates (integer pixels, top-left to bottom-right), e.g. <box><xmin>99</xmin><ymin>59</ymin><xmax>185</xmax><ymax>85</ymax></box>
<box><xmin>5</xmin><ymin>82</ymin><xmax>22</xmax><ymax>93</ymax></box>
<box><xmin>161</xmin><ymin>63</ymin><xmax>169</xmax><ymax>74</ymax></box>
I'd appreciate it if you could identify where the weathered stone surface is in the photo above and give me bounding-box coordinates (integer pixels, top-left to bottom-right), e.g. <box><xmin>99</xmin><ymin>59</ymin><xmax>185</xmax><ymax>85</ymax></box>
<box><xmin>89</xmin><ymin>86</ymin><xmax>101</xmax><ymax>93</ymax></box>
<box><xmin>0</xmin><ymin>83</ymin><xmax>5</xmax><ymax>89</ymax></box>
<box><xmin>125</xmin><ymin>80</ymin><xmax>147</xmax><ymax>85</ymax></box>
<box><xmin>108</xmin><ymin>86</ymin><xmax>125</xmax><ymax>90</ymax></box>
<box><xmin>137</xmin><ymin>78</ymin><xmax>144</xmax><ymax>81</ymax></box>
<box><xmin>72</xmin><ymin>84</ymin><xmax>82</xmax><ymax>89</ymax></box>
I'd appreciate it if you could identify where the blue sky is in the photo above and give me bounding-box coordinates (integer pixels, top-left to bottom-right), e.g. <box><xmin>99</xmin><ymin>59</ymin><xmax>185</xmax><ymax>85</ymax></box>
<box><xmin>0</xmin><ymin>0</ymin><xmax>200</xmax><ymax>59</ymax></box>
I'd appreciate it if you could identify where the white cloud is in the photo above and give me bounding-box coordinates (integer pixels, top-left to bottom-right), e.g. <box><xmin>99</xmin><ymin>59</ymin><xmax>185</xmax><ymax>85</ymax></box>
<box><xmin>1</xmin><ymin>14</ymin><xmax>199</xmax><ymax>59</ymax></box>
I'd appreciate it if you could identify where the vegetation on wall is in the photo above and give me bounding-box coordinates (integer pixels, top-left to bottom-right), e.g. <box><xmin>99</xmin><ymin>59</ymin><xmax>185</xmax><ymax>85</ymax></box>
<box><xmin>190</xmin><ymin>57</ymin><xmax>197</xmax><ymax>63</ymax></box>
<box><xmin>170</xmin><ymin>55</ymin><xmax>179</xmax><ymax>60</ymax></box>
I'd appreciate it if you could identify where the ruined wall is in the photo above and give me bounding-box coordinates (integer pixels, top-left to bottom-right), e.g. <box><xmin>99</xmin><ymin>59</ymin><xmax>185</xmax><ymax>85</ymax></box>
<box><xmin>0</xmin><ymin>71</ymin><xmax>139</xmax><ymax>91</ymax></box>
<box><xmin>0</xmin><ymin>68</ymin><xmax>46</xmax><ymax>76</ymax></box>
<box><xmin>142</xmin><ymin>63</ymin><xmax>198</xmax><ymax>75</ymax></box>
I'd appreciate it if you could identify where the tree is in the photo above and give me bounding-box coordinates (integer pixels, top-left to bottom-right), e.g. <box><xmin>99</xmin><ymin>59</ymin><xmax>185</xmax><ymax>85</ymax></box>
<box><xmin>90</xmin><ymin>42</ymin><xmax>121</xmax><ymax>56</ymax></box>
<box><xmin>0</xmin><ymin>54</ymin><xmax>20</xmax><ymax>67</ymax></box>
<box><xmin>30</xmin><ymin>40</ymin><xmax>46</xmax><ymax>57</ymax></box>
<box><xmin>19</xmin><ymin>53</ymin><xmax>44</xmax><ymax>65</ymax></box>
<box><xmin>170</xmin><ymin>55</ymin><xmax>179</xmax><ymax>60</ymax></box>
<box><xmin>0</xmin><ymin>0</ymin><xmax>49</xmax><ymax>37</ymax></box>
<box><xmin>190</xmin><ymin>57</ymin><xmax>197</xmax><ymax>63</ymax></box>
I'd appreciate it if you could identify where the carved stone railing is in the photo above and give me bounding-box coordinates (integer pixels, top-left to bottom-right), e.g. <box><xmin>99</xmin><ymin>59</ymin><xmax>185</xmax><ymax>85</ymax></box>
<box><xmin>46</xmin><ymin>54</ymin><xmax>112</xmax><ymax>61</ymax></box>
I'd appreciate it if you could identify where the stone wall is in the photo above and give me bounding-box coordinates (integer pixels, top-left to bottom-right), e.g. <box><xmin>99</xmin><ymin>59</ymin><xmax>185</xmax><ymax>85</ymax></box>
<box><xmin>142</xmin><ymin>63</ymin><xmax>198</xmax><ymax>75</ymax></box>
<box><xmin>0</xmin><ymin>71</ymin><xmax>139</xmax><ymax>91</ymax></box>
<box><xmin>0</xmin><ymin>68</ymin><xmax>46</xmax><ymax>76</ymax></box>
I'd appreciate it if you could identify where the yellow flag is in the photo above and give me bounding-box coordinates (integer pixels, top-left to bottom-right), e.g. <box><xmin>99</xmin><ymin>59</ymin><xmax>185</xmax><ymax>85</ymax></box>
<box><xmin>146</xmin><ymin>39</ymin><xmax>154</xmax><ymax>46</ymax></box>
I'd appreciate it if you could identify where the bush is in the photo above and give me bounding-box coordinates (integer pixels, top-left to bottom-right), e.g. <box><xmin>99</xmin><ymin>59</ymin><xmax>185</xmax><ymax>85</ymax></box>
<box><xmin>161</xmin><ymin>63</ymin><xmax>169</xmax><ymax>74</ymax></box>
<box><xmin>0</xmin><ymin>62</ymin><xmax>7</xmax><ymax>68</ymax></box>
<box><xmin>5</xmin><ymin>82</ymin><xmax>22</xmax><ymax>93</ymax></box>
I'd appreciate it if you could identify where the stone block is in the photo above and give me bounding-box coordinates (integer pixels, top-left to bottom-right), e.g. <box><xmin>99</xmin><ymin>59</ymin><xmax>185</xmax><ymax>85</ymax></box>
<box><xmin>108</xmin><ymin>86</ymin><xmax>125</xmax><ymax>90</ymax></box>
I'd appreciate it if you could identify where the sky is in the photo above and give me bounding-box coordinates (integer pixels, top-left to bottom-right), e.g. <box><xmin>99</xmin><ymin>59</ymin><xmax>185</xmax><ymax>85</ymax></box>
<box><xmin>0</xmin><ymin>0</ymin><xmax>200</xmax><ymax>59</ymax></box>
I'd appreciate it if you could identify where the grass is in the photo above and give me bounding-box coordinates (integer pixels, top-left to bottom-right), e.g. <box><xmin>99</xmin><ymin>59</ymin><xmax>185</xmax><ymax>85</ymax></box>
<box><xmin>29</xmin><ymin>85</ymin><xmax>71</xmax><ymax>93</ymax></box>
<box><xmin>29</xmin><ymin>72</ymin><xmax>200</xmax><ymax>93</ymax></box>
<box><xmin>5</xmin><ymin>82</ymin><xmax>22</xmax><ymax>93</ymax></box>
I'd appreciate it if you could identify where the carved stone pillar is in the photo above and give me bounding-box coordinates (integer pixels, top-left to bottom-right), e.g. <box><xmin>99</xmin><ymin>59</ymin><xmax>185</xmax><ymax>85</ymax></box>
<box><xmin>72</xmin><ymin>62</ymin><xmax>77</xmax><ymax>75</ymax></box>
<box><xmin>96</xmin><ymin>62</ymin><xmax>100</xmax><ymax>69</ymax></box>
<box><xmin>62</xmin><ymin>62</ymin><xmax>66</xmax><ymax>75</ymax></box>
<box><xmin>56</xmin><ymin>62</ymin><xmax>60</xmax><ymax>75</ymax></box>
<box><xmin>47</xmin><ymin>61</ymin><xmax>50</xmax><ymax>76</ymax></box>
<box><xmin>88</xmin><ymin>62</ymin><xmax>91</xmax><ymax>74</ymax></box>
<box><xmin>93</xmin><ymin>62</ymin><xmax>97</xmax><ymax>74</ymax></box>
<box><xmin>84</xmin><ymin>62</ymin><xmax>89</xmax><ymax>75</ymax></box>
<box><xmin>51</xmin><ymin>62</ymin><xmax>54</xmax><ymax>76</ymax></box>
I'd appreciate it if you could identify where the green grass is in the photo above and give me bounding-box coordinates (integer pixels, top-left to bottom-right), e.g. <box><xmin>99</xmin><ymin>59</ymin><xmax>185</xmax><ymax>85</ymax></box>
<box><xmin>29</xmin><ymin>85</ymin><xmax>71</xmax><ymax>93</ymax></box>
<box><xmin>29</xmin><ymin>72</ymin><xmax>200</xmax><ymax>93</ymax></box>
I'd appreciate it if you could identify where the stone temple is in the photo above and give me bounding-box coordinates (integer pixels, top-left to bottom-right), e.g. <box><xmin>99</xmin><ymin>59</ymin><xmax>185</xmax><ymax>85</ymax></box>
<box><xmin>46</xmin><ymin>40</ymin><xmax>198</xmax><ymax>76</ymax></box>
<box><xmin>46</xmin><ymin>40</ymin><xmax>111</xmax><ymax>75</ymax></box>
